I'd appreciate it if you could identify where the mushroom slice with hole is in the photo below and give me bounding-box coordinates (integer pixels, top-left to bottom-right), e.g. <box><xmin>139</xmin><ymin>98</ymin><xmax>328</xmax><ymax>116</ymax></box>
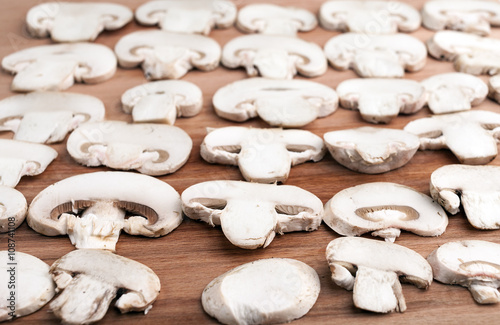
<box><xmin>115</xmin><ymin>30</ymin><xmax>221</xmax><ymax>80</ymax></box>
<box><xmin>202</xmin><ymin>258</ymin><xmax>320</xmax><ymax>324</ymax></box>
<box><xmin>488</xmin><ymin>74</ymin><xmax>500</xmax><ymax>103</ymax></box>
<box><xmin>221</xmin><ymin>34</ymin><xmax>327</xmax><ymax>79</ymax></box>
<box><xmin>0</xmin><ymin>186</ymin><xmax>27</xmax><ymax>233</ymax></box>
<box><xmin>200</xmin><ymin>127</ymin><xmax>326</xmax><ymax>183</ymax></box>
<box><xmin>0</xmin><ymin>92</ymin><xmax>105</xmax><ymax>144</ymax></box>
<box><xmin>404</xmin><ymin>110</ymin><xmax>500</xmax><ymax>165</ymax></box>
<box><xmin>49</xmin><ymin>249</ymin><xmax>160</xmax><ymax>324</ymax></box>
<box><xmin>212</xmin><ymin>78</ymin><xmax>338</xmax><ymax>127</ymax></box>
<box><xmin>27</xmin><ymin>171</ymin><xmax>182</xmax><ymax>251</ymax></box>
<box><xmin>67</xmin><ymin>121</ymin><xmax>192</xmax><ymax>176</ymax></box>
<box><xmin>181</xmin><ymin>180</ymin><xmax>323</xmax><ymax>249</ymax></box>
<box><xmin>326</xmin><ymin>237</ymin><xmax>432</xmax><ymax>313</ymax></box>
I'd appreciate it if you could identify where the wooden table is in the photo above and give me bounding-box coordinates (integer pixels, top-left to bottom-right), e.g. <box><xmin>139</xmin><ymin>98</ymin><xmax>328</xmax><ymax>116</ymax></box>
<box><xmin>1</xmin><ymin>0</ymin><xmax>499</xmax><ymax>324</ymax></box>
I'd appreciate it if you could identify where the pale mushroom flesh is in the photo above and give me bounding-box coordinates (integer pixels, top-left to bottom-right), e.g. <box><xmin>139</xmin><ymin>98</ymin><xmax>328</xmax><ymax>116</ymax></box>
<box><xmin>0</xmin><ymin>186</ymin><xmax>27</xmax><ymax>233</ymax></box>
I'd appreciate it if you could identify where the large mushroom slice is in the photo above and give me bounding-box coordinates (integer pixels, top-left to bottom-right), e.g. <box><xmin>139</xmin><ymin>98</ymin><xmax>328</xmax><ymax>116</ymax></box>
<box><xmin>50</xmin><ymin>249</ymin><xmax>160</xmax><ymax>324</ymax></box>
<box><xmin>404</xmin><ymin>110</ymin><xmax>500</xmax><ymax>165</ymax></box>
<box><xmin>1</xmin><ymin>43</ymin><xmax>116</xmax><ymax>92</ymax></box>
<box><xmin>212</xmin><ymin>78</ymin><xmax>338</xmax><ymax>127</ymax></box>
<box><xmin>181</xmin><ymin>180</ymin><xmax>323</xmax><ymax>249</ymax></box>
<box><xmin>0</xmin><ymin>92</ymin><xmax>105</xmax><ymax>144</ymax></box>
<box><xmin>27</xmin><ymin>171</ymin><xmax>182</xmax><ymax>251</ymax></box>
<box><xmin>0</xmin><ymin>186</ymin><xmax>27</xmax><ymax>233</ymax></box>
<box><xmin>115</xmin><ymin>30</ymin><xmax>221</xmax><ymax>80</ymax></box>
<box><xmin>221</xmin><ymin>34</ymin><xmax>327</xmax><ymax>79</ymax></box>
<box><xmin>200</xmin><ymin>127</ymin><xmax>326</xmax><ymax>183</ymax></box>
<box><xmin>326</xmin><ymin>237</ymin><xmax>433</xmax><ymax>313</ymax></box>
<box><xmin>67</xmin><ymin>121</ymin><xmax>192</xmax><ymax>176</ymax></box>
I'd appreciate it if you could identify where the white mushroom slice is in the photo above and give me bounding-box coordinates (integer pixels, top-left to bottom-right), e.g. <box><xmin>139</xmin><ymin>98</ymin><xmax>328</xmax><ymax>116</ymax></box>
<box><xmin>202</xmin><ymin>258</ymin><xmax>320</xmax><ymax>324</ymax></box>
<box><xmin>0</xmin><ymin>186</ymin><xmax>27</xmax><ymax>233</ymax></box>
<box><xmin>50</xmin><ymin>249</ymin><xmax>160</xmax><ymax>324</ymax></box>
<box><xmin>200</xmin><ymin>127</ymin><xmax>326</xmax><ymax>183</ymax></box>
<box><xmin>1</xmin><ymin>43</ymin><xmax>116</xmax><ymax>92</ymax></box>
<box><xmin>326</xmin><ymin>237</ymin><xmax>432</xmax><ymax>313</ymax></box>
<box><xmin>427</xmin><ymin>240</ymin><xmax>500</xmax><ymax>304</ymax></box>
<box><xmin>121</xmin><ymin>80</ymin><xmax>203</xmax><ymax>124</ymax></box>
<box><xmin>181</xmin><ymin>180</ymin><xmax>323</xmax><ymax>249</ymax></box>
<box><xmin>336</xmin><ymin>78</ymin><xmax>425</xmax><ymax>123</ymax></box>
<box><xmin>0</xmin><ymin>251</ymin><xmax>55</xmax><ymax>321</ymax></box>
<box><xmin>135</xmin><ymin>0</ymin><xmax>236</xmax><ymax>35</ymax></box>
<box><xmin>324</xmin><ymin>182</ymin><xmax>448</xmax><ymax>242</ymax></box>
<box><xmin>404</xmin><ymin>110</ymin><xmax>500</xmax><ymax>165</ymax></box>
<box><xmin>26</xmin><ymin>2</ymin><xmax>133</xmax><ymax>42</ymax></box>
<box><xmin>213</xmin><ymin>78</ymin><xmax>338</xmax><ymax>127</ymax></box>
<box><xmin>324</xmin><ymin>127</ymin><xmax>419</xmax><ymax>174</ymax></box>
<box><xmin>221</xmin><ymin>34</ymin><xmax>327</xmax><ymax>79</ymax></box>
<box><xmin>0</xmin><ymin>92</ymin><xmax>105</xmax><ymax>144</ymax></box>
<box><xmin>27</xmin><ymin>171</ymin><xmax>182</xmax><ymax>251</ymax></box>
<box><xmin>324</xmin><ymin>33</ymin><xmax>427</xmax><ymax>78</ymax></box>
<box><xmin>115</xmin><ymin>30</ymin><xmax>221</xmax><ymax>80</ymax></box>
<box><xmin>488</xmin><ymin>74</ymin><xmax>500</xmax><ymax>103</ymax></box>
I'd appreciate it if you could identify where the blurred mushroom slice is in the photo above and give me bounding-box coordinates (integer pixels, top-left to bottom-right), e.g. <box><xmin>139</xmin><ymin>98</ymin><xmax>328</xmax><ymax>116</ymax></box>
<box><xmin>326</xmin><ymin>237</ymin><xmax>433</xmax><ymax>313</ymax></box>
<box><xmin>0</xmin><ymin>186</ymin><xmax>27</xmax><ymax>233</ymax></box>
<box><xmin>200</xmin><ymin>127</ymin><xmax>325</xmax><ymax>183</ymax></box>
<box><xmin>50</xmin><ymin>249</ymin><xmax>160</xmax><ymax>324</ymax></box>
<box><xmin>488</xmin><ymin>74</ymin><xmax>500</xmax><ymax>103</ymax></box>
<box><xmin>202</xmin><ymin>258</ymin><xmax>320</xmax><ymax>324</ymax></box>
<box><xmin>0</xmin><ymin>92</ymin><xmax>105</xmax><ymax>144</ymax></box>
<box><xmin>404</xmin><ymin>110</ymin><xmax>500</xmax><ymax>165</ymax></box>
<box><xmin>324</xmin><ymin>127</ymin><xmax>419</xmax><ymax>174</ymax></box>
<box><xmin>115</xmin><ymin>30</ymin><xmax>221</xmax><ymax>80</ymax></box>
<box><xmin>222</xmin><ymin>34</ymin><xmax>327</xmax><ymax>79</ymax></box>
<box><xmin>212</xmin><ymin>78</ymin><xmax>338</xmax><ymax>127</ymax></box>
<box><xmin>27</xmin><ymin>171</ymin><xmax>182</xmax><ymax>251</ymax></box>
<box><xmin>181</xmin><ymin>180</ymin><xmax>323</xmax><ymax>249</ymax></box>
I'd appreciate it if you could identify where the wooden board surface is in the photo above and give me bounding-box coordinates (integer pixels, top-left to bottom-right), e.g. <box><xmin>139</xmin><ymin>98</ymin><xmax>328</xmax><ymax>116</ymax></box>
<box><xmin>1</xmin><ymin>0</ymin><xmax>500</xmax><ymax>323</ymax></box>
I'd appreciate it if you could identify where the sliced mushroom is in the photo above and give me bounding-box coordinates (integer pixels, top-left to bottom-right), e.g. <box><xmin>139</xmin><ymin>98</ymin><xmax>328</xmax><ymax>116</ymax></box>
<box><xmin>404</xmin><ymin>110</ymin><xmax>500</xmax><ymax>165</ymax></box>
<box><xmin>114</xmin><ymin>30</ymin><xmax>221</xmax><ymax>80</ymax></box>
<box><xmin>200</xmin><ymin>127</ymin><xmax>326</xmax><ymax>183</ymax></box>
<box><xmin>1</xmin><ymin>43</ymin><xmax>116</xmax><ymax>92</ymax></box>
<box><xmin>488</xmin><ymin>74</ymin><xmax>500</xmax><ymax>103</ymax></box>
<box><xmin>212</xmin><ymin>78</ymin><xmax>338</xmax><ymax>127</ymax></box>
<box><xmin>27</xmin><ymin>171</ymin><xmax>182</xmax><ymax>251</ymax></box>
<box><xmin>0</xmin><ymin>186</ymin><xmax>27</xmax><ymax>233</ymax></box>
<box><xmin>50</xmin><ymin>249</ymin><xmax>160</xmax><ymax>324</ymax></box>
<box><xmin>326</xmin><ymin>237</ymin><xmax>433</xmax><ymax>313</ymax></box>
<box><xmin>0</xmin><ymin>92</ymin><xmax>105</xmax><ymax>144</ymax></box>
<box><xmin>202</xmin><ymin>258</ymin><xmax>320</xmax><ymax>324</ymax></box>
<box><xmin>181</xmin><ymin>180</ymin><xmax>323</xmax><ymax>249</ymax></box>
<box><xmin>221</xmin><ymin>34</ymin><xmax>327</xmax><ymax>79</ymax></box>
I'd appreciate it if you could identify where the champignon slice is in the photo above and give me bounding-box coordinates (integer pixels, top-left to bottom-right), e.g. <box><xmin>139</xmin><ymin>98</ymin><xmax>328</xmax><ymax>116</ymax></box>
<box><xmin>27</xmin><ymin>171</ymin><xmax>182</xmax><ymax>251</ymax></box>
<box><xmin>404</xmin><ymin>110</ymin><xmax>500</xmax><ymax>165</ymax></box>
<box><xmin>488</xmin><ymin>74</ymin><xmax>500</xmax><ymax>103</ymax></box>
<box><xmin>181</xmin><ymin>180</ymin><xmax>323</xmax><ymax>249</ymax></box>
<box><xmin>326</xmin><ymin>237</ymin><xmax>432</xmax><ymax>313</ymax></box>
<box><xmin>50</xmin><ymin>249</ymin><xmax>160</xmax><ymax>324</ymax></box>
<box><xmin>221</xmin><ymin>34</ymin><xmax>327</xmax><ymax>79</ymax></box>
<box><xmin>115</xmin><ymin>30</ymin><xmax>221</xmax><ymax>80</ymax></box>
<box><xmin>202</xmin><ymin>258</ymin><xmax>320</xmax><ymax>324</ymax></box>
<box><xmin>200</xmin><ymin>127</ymin><xmax>326</xmax><ymax>183</ymax></box>
<box><xmin>0</xmin><ymin>186</ymin><xmax>27</xmax><ymax>233</ymax></box>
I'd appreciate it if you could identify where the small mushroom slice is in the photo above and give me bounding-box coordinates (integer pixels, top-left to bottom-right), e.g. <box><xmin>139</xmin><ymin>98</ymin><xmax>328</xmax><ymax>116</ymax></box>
<box><xmin>200</xmin><ymin>127</ymin><xmax>326</xmax><ymax>183</ymax></box>
<box><xmin>27</xmin><ymin>171</ymin><xmax>182</xmax><ymax>251</ymax></box>
<box><xmin>326</xmin><ymin>237</ymin><xmax>433</xmax><ymax>313</ymax></box>
<box><xmin>488</xmin><ymin>74</ymin><xmax>500</xmax><ymax>103</ymax></box>
<box><xmin>0</xmin><ymin>186</ymin><xmax>27</xmax><ymax>233</ymax></box>
<box><xmin>181</xmin><ymin>180</ymin><xmax>323</xmax><ymax>249</ymax></box>
<box><xmin>115</xmin><ymin>30</ymin><xmax>221</xmax><ymax>80</ymax></box>
<box><xmin>202</xmin><ymin>258</ymin><xmax>320</xmax><ymax>324</ymax></box>
<box><xmin>50</xmin><ymin>249</ymin><xmax>160</xmax><ymax>324</ymax></box>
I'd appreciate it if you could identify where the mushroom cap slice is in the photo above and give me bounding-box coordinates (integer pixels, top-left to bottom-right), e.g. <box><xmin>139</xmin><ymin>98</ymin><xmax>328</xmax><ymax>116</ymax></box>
<box><xmin>202</xmin><ymin>258</ymin><xmax>320</xmax><ymax>324</ymax></box>
<box><xmin>212</xmin><ymin>78</ymin><xmax>338</xmax><ymax>127</ymax></box>
<box><xmin>114</xmin><ymin>30</ymin><xmax>221</xmax><ymax>80</ymax></box>
<box><xmin>26</xmin><ymin>2</ymin><xmax>133</xmax><ymax>42</ymax></box>
<box><xmin>200</xmin><ymin>127</ymin><xmax>326</xmax><ymax>183</ymax></box>
<box><xmin>324</xmin><ymin>127</ymin><xmax>419</xmax><ymax>174</ymax></box>
<box><xmin>326</xmin><ymin>237</ymin><xmax>433</xmax><ymax>313</ymax></box>
<box><xmin>181</xmin><ymin>180</ymin><xmax>323</xmax><ymax>249</ymax></box>
<box><xmin>221</xmin><ymin>34</ymin><xmax>327</xmax><ymax>79</ymax></box>
<box><xmin>0</xmin><ymin>186</ymin><xmax>27</xmax><ymax>233</ymax></box>
<box><xmin>67</xmin><ymin>121</ymin><xmax>192</xmax><ymax>176</ymax></box>
<box><xmin>323</xmin><ymin>182</ymin><xmax>448</xmax><ymax>242</ymax></box>
<box><xmin>1</xmin><ymin>42</ymin><xmax>116</xmax><ymax>92</ymax></box>
<box><xmin>50</xmin><ymin>249</ymin><xmax>160</xmax><ymax>324</ymax></box>
<box><xmin>488</xmin><ymin>74</ymin><xmax>500</xmax><ymax>104</ymax></box>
